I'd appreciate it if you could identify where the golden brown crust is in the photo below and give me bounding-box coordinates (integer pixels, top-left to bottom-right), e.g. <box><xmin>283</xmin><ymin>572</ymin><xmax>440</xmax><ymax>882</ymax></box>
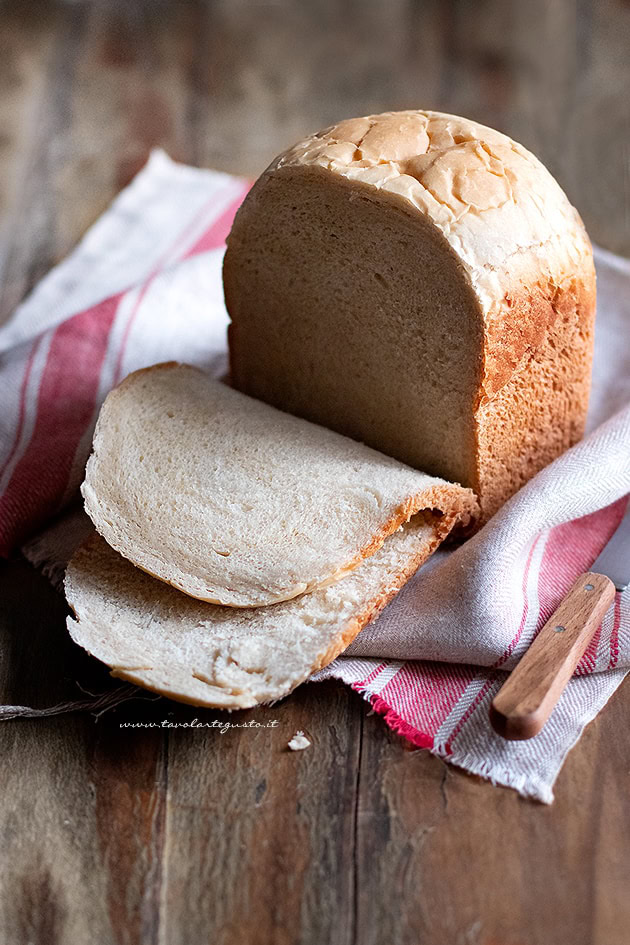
<box><xmin>338</xmin><ymin>481</ymin><xmax>478</xmax><ymax>584</ymax></box>
<box><xmin>473</xmin><ymin>271</ymin><xmax>596</xmax><ymax>520</ymax></box>
<box><xmin>314</xmin><ymin>505</ymin><xmax>466</xmax><ymax>671</ymax></box>
<box><xmin>478</xmin><ymin>255</ymin><xmax>596</xmax><ymax>405</ymax></box>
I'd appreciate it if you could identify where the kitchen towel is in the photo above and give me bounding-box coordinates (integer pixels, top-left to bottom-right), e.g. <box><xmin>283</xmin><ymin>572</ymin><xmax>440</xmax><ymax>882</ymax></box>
<box><xmin>1</xmin><ymin>150</ymin><xmax>629</xmax><ymax>802</ymax></box>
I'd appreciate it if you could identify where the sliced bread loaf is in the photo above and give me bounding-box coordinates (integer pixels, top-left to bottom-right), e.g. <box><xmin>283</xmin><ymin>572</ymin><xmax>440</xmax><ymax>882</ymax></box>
<box><xmin>81</xmin><ymin>362</ymin><xmax>476</xmax><ymax>607</ymax></box>
<box><xmin>224</xmin><ymin>109</ymin><xmax>596</xmax><ymax>522</ymax></box>
<box><xmin>66</xmin><ymin>509</ymin><xmax>458</xmax><ymax>708</ymax></box>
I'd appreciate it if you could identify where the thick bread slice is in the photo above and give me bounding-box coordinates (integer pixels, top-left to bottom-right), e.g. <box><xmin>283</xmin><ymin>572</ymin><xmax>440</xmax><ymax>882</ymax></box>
<box><xmin>66</xmin><ymin>512</ymin><xmax>456</xmax><ymax>709</ymax></box>
<box><xmin>81</xmin><ymin>362</ymin><xmax>476</xmax><ymax>607</ymax></box>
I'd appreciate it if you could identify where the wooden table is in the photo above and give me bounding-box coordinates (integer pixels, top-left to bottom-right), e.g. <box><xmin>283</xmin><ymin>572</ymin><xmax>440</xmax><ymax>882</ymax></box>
<box><xmin>1</xmin><ymin>2</ymin><xmax>629</xmax><ymax>943</ymax></box>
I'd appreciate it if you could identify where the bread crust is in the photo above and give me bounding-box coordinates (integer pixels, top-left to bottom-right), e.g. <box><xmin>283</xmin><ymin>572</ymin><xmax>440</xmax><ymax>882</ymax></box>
<box><xmin>324</xmin><ymin>481</ymin><xmax>477</xmax><ymax>592</ymax></box>
<box><xmin>474</xmin><ymin>274</ymin><xmax>595</xmax><ymax>518</ymax></box>
<box><xmin>313</xmin><ymin>503</ymin><xmax>471</xmax><ymax>672</ymax></box>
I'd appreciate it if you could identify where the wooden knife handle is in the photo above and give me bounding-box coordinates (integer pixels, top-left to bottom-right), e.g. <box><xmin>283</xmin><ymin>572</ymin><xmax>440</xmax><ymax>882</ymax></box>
<box><xmin>490</xmin><ymin>572</ymin><xmax>616</xmax><ymax>740</ymax></box>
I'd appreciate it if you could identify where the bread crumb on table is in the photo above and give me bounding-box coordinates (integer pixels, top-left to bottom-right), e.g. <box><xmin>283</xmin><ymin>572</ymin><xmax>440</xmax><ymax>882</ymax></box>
<box><xmin>288</xmin><ymin>731</ymin><xmax>311</xmax><ymax>751</ymax></box>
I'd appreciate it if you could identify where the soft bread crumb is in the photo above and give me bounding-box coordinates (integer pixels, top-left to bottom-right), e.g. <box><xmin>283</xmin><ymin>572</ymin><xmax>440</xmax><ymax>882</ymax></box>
<box><xmin>288</xmin><ymin>731</ymin><xmax>311</xmax><ymax>751</ymax></box>
<box><xmin>65</xmin><ymin>497</ymin><xmax>472</xmax><ymax>710</ymax></box>
<box><xmin>82</xmin><ymin>363</ymin><xmax>478</xmax><ymax>606</ymax></box>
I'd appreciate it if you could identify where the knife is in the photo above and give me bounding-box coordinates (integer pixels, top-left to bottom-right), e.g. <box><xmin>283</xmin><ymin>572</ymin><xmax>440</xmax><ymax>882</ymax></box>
<box><xmin>489</xmin><ymin>500</ymin><xmax>629</xmax><ymax>740</ymax></box>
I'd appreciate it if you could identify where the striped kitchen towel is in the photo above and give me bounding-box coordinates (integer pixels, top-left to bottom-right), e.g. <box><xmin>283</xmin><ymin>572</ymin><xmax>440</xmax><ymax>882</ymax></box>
<box><xmin>2</xmin><ymin>151</ymin><xmax>629</xmax><ymax>803</ymax></box>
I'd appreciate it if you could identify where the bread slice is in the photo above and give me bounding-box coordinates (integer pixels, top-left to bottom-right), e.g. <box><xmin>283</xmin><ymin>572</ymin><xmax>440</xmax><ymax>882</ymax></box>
<box><xmin>224</xmin><ymin>109</ymin><xmax>596</xmax><ymax>523</ymax></box>
<box><xmin>65</xmin><ymin>510</ymin><xmax>458</xmax><ymax>709</ymax></box>
<box><xmin>81</xmin><ymin>362</ymin><xmax>476</xmax><ymax>608</ymax></box>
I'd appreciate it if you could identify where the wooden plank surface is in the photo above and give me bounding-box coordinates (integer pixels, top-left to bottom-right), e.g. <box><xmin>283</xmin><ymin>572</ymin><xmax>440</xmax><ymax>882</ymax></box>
<box><xmin>1</xmin><ymin>2</ymin><xmax>629</xmax><ymax>943</ymax></box>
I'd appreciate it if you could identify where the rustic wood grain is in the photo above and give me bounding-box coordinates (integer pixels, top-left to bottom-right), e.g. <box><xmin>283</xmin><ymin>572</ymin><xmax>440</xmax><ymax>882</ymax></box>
<box><xmin>159</xmin><ymin>681</ymin><xmax>361</xmax><ymax>945</ymax></box>
<box><xmin>0</xmin><ymin>558</ymin><xmax>168</xmax><ymax>945</ymax></box>
<box><xmin>354</xmin><ymin>692</ymin><xmax>630</xmax><ymax>945</ymax></box>
<box><xmin>1</xmin><ymin>1</ymin><xmax>630</xmax><ymax>944</ymax></box>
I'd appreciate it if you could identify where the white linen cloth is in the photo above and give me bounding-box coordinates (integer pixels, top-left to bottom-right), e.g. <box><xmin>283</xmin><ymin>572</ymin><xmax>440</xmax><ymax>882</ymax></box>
<box><xmin>1</xmin><ymin>151</ymin><xmax>629</xmax><ymax>803</ymax></box>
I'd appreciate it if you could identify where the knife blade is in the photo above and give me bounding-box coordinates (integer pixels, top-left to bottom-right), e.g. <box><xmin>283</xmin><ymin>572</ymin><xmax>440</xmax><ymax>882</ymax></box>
<box><xmin>590</xmin><ymin>499</ymin><xmax>630</xmax><ymax>591</ymax></box>
<box><xmin>489</xmin><ymin>498</ymin><xmax>629</xmax><ymax>740</ymax></box>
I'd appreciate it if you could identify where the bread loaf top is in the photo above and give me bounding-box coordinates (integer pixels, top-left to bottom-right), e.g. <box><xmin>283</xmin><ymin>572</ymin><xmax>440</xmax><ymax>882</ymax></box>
<box><xmin>272</xmin><ymin>109</ymin><xmax>590</xmax><ymax>284</ymax></box>
<box><xmin>265</xmin><ymin>110</ymin><xmax>595</xmax><ymax>401</ymax></box>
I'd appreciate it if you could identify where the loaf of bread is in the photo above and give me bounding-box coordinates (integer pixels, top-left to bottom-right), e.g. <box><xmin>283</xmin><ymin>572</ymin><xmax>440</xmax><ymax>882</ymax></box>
<box><xmin>82</xmin><ymin>362</ymin><xmax>476</xmax><ymax>607</ymax></box>
<box><xmin>224</xmin><ymin>109</ymin><xmax>596</xmax><ymax>521</ymax></box>
<box><xmin>66</xmin><ymin>510</ymin><xmax>461</xmax><ymax>708</ymax></box>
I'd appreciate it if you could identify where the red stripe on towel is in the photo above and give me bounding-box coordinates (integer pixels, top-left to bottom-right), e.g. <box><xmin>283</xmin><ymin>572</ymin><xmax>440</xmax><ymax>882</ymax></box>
<box><xmin>0</xmin><ymin>295</ymin><xmax>121</xmax><ymax>553</ymax></box>
<box><xmin>0</xmin><ymin>335</ymin><xmax>43</xmax><ymax>483</ymax></box>
<box><xmin>537</xmin><ymin>498</ymin><xmax>626</xmax><ymax>619</ymax></box>
<box><xmin>380</xmin><ymin>661</ymin><xmax>477</xmax><ymax>746</ymax></box>
<box><xmin>365</xmin><ymin>692</ymin><xmax>436</xmax><ymax>750</ymax></box>
<box><xmin>182</xmin><ymin>185</ymin><xmax>250</xmax><ymax>259</ymax></box>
